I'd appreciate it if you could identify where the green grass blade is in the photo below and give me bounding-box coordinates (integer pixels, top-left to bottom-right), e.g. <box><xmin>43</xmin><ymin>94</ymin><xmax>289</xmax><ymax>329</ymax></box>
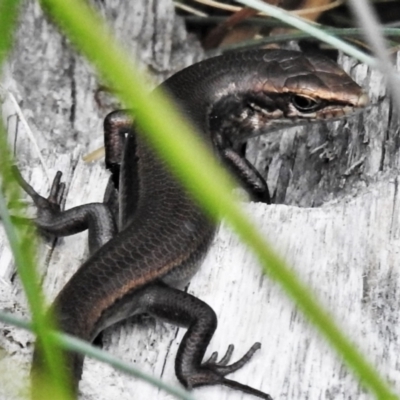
<box><xmin>234</xmin><ymin>0</ymin><xmax>378</xmax><ymax>66</ymax></box>
<box><xmin>35</xmin><ymin>0</ymin><xmax>399</xmax><ymax>398</ymax></box>
<box><xmin>0</xmin><ymin>0</ymin><xmax>72</xmax><ymax>397</ymax></box>
<box><xmin>233</xmin><ymin>0</ymin><xmax>400</xmax><ymax>92</ymax></box>
<box><xmin>0</xmin><ymin>311</ymin><xmax>197</xmax><ymax>400</ymax></box>
<box><xmin>0</xmin><ymin>0</ymin><xmax>21</xmax><ymax>67</ymax></box>
<box><xmin>0</xmin><ymin>125</ymin><xmax>72</xmax><ymax>400</ymax></box>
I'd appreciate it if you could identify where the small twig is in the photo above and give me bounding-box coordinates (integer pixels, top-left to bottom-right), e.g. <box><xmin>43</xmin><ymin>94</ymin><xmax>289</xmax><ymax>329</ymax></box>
<box><xmin>343</xmin><ymin>156</ymin><xmax>366</xmax><ymax>176</ymax></box>
<box><xmin>218</xmin><ymin>27</ymin><xmax>400</xmax><ymax>52</ymax></box>
<box><xmin>83</xmin><ymin>146</ymin><xmax>105</xmax><ymax>163</ymax></box>
<box><xmin>310</xmin><ymin>141</ymin><xmax>328</xmax><ymax>155</ymax></box>
<box><xmin>190</xmin><ymin>0</ymin><xmax>343</xmax><ymax>16</ymax></box>
<box><xmin>2</xmin><ymin>89</ymin><xmax>50</xmax><ymax>181</ymax></box>
<box><xmin>174</xmin><ymin>1</ymin><xmax>208</xmax><ymax>16</ymax></box>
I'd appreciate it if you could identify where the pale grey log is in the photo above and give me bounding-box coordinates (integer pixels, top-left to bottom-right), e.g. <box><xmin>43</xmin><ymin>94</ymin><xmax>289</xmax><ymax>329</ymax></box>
<box><xmin>1</xmin><ymin>0</ymin><xmax>399</xmax><ymax>399</ymax></box>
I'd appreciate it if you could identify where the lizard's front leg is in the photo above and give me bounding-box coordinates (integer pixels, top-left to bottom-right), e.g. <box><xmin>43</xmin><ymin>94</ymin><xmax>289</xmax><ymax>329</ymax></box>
<box><xmin>14</xmin><ymin>167</ymin><xmax>116</xmax><ymax>255</ymax></box>
<box><xmin>212</xmin><ymin>131</ymin><xmax>271</xmax><ymax>204</ymax></box>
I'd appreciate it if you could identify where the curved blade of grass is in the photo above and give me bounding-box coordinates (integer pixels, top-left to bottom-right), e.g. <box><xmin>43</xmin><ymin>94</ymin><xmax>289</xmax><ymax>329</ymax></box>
<box><xmin>37</xmin><ymin>0</ymin><xmax>399</xmax><ymax>398</ymax></box>
<box><xmin>0</xmin><ymin>0</ymin><xmax>21</xmax><ymax>67</ymax></box>
<box><xmin>0</xmin><ymin>311</ymin><xmax>197</xmax><ymax>400</ymax></box>
<box><xmin>0</xmin><ymin>126</ymin><xmax>72</xmax><ymax>400</ymax></box>
<box><xmin>347</xmin><ymin>0</ymin><xmax>400</xmax><ymax>112</ymax></box>
<box><xmin>235</xmin><ymin>0</ymin><xmax>400</xmax><ymax>113</ymax></box>
<box><xmin>234</xmin><ymin>0</ymin><xmax>400</xmax><ymax>101</ymax></box>
<box><xmin>0</xmin><ymin>129</ymin><xmax>72</xmax><ymax>400</ymax></box>
<box><xmin>220</xmin><ymin>27</ymin><xmax>400</xmax><ymax>51</ymax></box>
<box><xmin>234</xmin><ymin>0</ymin><xmax>378</xmax><ymax>66</ymax></box>
<box><xmin>0</xmin><ymin>1</ymin><xmax>72</xmax><ymax>398</ymax></box>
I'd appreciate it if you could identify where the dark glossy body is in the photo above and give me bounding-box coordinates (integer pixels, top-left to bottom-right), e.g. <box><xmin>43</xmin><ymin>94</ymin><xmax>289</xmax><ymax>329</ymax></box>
<box><xmin>24</xmin><ymin>49</ymin><xmax>367</xmax><ymax>399</ymax></box>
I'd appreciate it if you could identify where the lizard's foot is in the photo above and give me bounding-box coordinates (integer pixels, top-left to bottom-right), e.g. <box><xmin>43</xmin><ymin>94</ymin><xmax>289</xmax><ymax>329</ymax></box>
<box><xmin>13</xmin><ymin>167</ymin><xmax>65</xmax><ymax>215</ymax></box>
<box><xmin>183</xmin><ymin>342</ymin><xmax>272</xmax><ymax>400</ymax></box>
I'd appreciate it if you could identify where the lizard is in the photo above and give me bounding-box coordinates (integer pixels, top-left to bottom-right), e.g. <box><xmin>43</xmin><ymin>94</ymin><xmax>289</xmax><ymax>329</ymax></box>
<box><xmin>17</xmin><ymin>49</ymin><xmax>367</xmax><ymax>399</ymax></box>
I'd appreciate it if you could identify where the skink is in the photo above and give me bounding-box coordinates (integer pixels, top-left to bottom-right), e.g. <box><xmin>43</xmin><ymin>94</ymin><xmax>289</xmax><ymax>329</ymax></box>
<box><xmin>19</xmin><ymin>49</ymin><xmax>367</xmax><ymax>399</ymax></box>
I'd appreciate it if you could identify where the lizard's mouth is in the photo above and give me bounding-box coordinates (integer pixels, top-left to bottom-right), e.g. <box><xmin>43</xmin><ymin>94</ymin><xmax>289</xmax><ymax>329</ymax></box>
<box><xmin>232</xmin><ymin>96</ymin><xmax>369</xmax><ymax>143</ymax></box>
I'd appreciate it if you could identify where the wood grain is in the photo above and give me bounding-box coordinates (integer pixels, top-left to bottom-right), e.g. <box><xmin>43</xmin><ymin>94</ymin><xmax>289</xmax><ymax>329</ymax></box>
<box><xmin>0</xmin><ymin>0</ymin><xmax>398</xmax><ymax>399</ymax></box>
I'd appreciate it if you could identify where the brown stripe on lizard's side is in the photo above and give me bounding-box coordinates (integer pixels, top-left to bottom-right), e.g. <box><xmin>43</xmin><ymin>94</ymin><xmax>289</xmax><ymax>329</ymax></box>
<box><xmin>22</xmin><ymin>49</ymin><xmax>367</xmax><ymax>399</ymax></box>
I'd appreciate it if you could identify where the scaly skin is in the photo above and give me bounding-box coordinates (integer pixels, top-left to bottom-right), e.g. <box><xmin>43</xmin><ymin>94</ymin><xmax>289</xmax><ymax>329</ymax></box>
<box><xmin>23</xmin><ymin>49</ymin><xmax>367</xmax><ymax>399</ymax></box>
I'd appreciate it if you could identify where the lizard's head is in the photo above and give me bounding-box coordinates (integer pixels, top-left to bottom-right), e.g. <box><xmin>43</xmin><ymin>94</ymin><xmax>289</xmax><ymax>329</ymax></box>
<box><xmin>209</xmin><ymin>50</ymin><xmax>368</xmax><ymax>143</ymax></box>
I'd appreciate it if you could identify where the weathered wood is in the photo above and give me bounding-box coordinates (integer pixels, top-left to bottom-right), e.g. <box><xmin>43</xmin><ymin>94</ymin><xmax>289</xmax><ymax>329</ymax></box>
<box><xmin>8</xmin><ymin>0</ymin><xmax>203</xmax><ymax>151</ymax></box>
<box><xmin>247</xmin><ymin>54</ymin><xmax>390</xmax><ymax>206</ymax></box>
<box><xmin>1</xmin><ymin>0</ymin><xmax>399</xmax><ymax>399</ymax></box>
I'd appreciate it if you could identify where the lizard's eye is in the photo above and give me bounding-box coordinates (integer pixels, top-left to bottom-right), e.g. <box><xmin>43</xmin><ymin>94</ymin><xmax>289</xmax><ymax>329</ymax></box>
<box><xmin>291</xmin><ymin>95</ymin><xmax>320</xmax><ymax>113</ymax></box>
